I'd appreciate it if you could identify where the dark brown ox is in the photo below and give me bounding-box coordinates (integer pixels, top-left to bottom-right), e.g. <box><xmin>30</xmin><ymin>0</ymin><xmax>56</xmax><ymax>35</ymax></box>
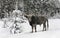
<box><xmin>25</xmin><ymin>15</ymin><xmax>49</xmax><ymax>33</ymax></box>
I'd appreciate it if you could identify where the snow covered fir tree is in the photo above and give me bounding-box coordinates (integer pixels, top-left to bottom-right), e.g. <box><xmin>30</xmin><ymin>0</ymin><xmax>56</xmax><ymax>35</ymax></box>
<box><xmin>0</xmin><ymin>0</ymin><xmax>60</xmax><ymax>38</ymax></box>
<box><xmin>24</xmin><ymin>0</ymin><xmax>60</xmax><ymax>18</ymax></box>
<box><xmin>0</xmin><ymin>0</ymin><xmax>60</xmax><ymax>18</ymax></box>
<box><xmin>0</xmin><ymin>0</ymin><xmax>30</xmax><ymax>34</ymax></box>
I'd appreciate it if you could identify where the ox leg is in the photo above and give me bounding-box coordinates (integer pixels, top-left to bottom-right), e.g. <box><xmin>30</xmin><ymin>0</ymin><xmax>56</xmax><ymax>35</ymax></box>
<box><xmin>44</xmin><ymin>23</ymin><xmax>46</xmax><ymax>31</ymax></box>
<box><xmin>43</xmin><ymin>23</ymin><xmax>45</xmax><ymax>31</ymax></box>
<box><xmin>43</xmin><ymin>24</ymin><xmax>44</xmax><ymax>31</ymax></box>
<box><xmin>35</xmin><ymin>25</ymin><xmax>37</xmax><ymax>32</ymax></box>
<box><xmin>32</xmin><ymin>25</ymin><xmax>34</xmax><ymax>33</ymax></box>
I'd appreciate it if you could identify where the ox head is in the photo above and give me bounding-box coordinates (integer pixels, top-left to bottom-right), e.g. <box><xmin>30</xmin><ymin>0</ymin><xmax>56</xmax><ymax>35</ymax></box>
<box><xmin>24</xmin><ymin>15</ymin><xmax>32</xmax><ymax>22</ymax></box>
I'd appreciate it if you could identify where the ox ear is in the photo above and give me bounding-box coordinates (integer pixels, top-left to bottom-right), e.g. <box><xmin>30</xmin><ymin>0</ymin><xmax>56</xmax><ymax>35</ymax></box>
<box><xmin>24</xmin><ymin>15</ymin><xmax>28</xmax><ymax>18</ymax></box>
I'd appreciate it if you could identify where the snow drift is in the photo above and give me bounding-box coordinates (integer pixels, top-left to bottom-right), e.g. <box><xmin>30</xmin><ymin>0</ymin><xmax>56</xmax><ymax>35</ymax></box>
<box><xmin>0</xmin><ymin>19</ymin><xmax>60</xmax><ymax>38</ymax></box>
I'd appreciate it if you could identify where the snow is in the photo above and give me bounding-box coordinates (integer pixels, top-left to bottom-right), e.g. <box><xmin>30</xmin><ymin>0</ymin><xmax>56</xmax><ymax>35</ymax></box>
<box><xmin>12</xmin><ymin>10</ymin><xmax>23</xmax><ymax>14</ymax></box>
<box><xmin>12</xmin><ymin>10</ymin><xmax>23</xmax><ymax>17</ymax></box>
<box><xmin>51</xmin><ymin>13</ymin><xmax>60</xmax><ymax>19</ymax></box>
<box><xmin>0</xmin><ymin>19</ymin><xmax>60</xmax><ymax>38</ymax></box>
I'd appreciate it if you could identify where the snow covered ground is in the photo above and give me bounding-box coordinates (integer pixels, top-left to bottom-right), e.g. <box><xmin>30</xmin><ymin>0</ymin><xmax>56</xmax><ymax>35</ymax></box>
<box><xmin>0</xmin><ymin>19</ymin><xmax>60</xmax><ymax>38</ymax></box>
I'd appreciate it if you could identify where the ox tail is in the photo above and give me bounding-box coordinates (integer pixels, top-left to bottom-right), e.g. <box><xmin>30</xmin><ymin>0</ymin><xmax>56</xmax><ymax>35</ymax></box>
<box><xmin>47</xmin><ymin>19</ymin><xmax>49</xmax><ymax>30</ymax></box>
